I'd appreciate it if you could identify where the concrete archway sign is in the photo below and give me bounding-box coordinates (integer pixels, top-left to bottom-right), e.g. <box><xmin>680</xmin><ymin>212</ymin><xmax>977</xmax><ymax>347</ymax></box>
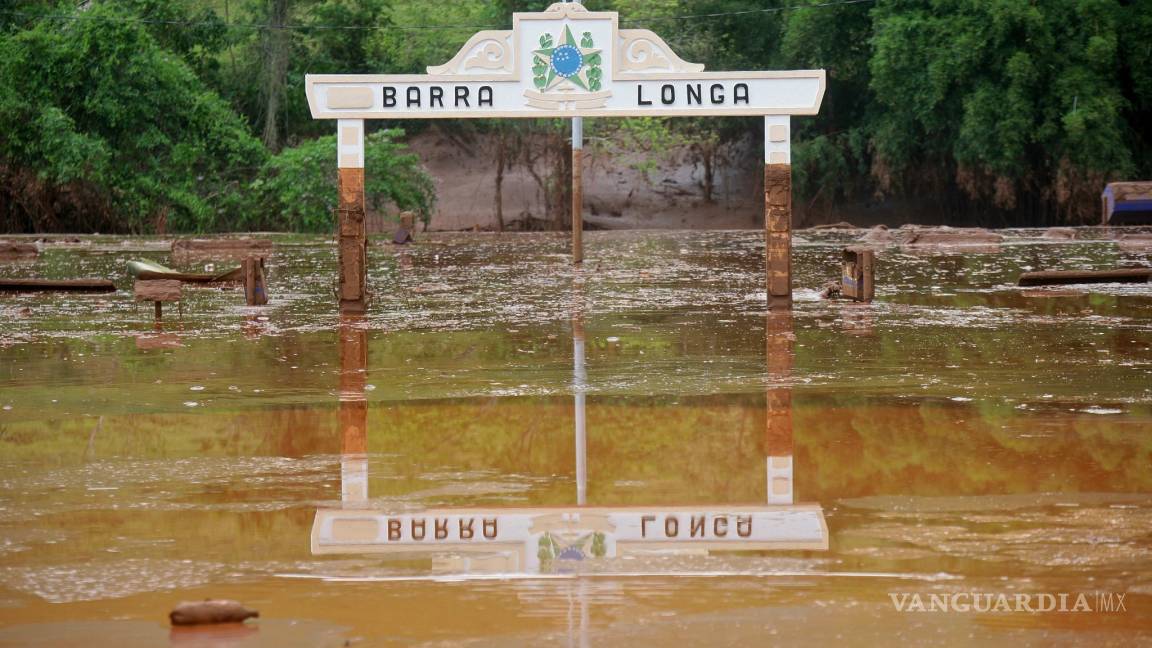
<box><xmin>305</xmin><ymin>2</ymin><xmax>825</xmax><ymax>312</ymax></box>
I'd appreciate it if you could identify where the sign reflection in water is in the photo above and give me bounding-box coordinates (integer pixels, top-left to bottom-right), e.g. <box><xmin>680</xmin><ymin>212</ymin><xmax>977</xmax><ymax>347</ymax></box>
<box><xmin>313</xmin><ymin>301</ymin><xmax>827</xmax><ymax>573</ymax></box>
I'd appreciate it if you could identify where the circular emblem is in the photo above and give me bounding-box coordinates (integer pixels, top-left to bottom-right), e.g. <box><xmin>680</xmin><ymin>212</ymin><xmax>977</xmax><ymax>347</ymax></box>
<box><xmin>549</xmin><ymin>44</ymin><xmax>583</xmax><ymax>78</ymax></box>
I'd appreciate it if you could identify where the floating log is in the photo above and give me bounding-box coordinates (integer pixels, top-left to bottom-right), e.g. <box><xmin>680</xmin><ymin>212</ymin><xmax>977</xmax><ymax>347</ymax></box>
<box><xmin>1102</xmin><ymin>182</ymin><xmax>1152</xmax><ymax>225</ymax></box>
<box><xmin>169</xmin><ymin>599</ymin><xmax>259</xmax><ymax>626</ymax></box>
<box><xmin>127</xmin><ymin>260</ymin><xmax>242</xmax><ymax>283</ymax></box>
<box><xmin>0</xmin><ymin>278</ymin><xmax>115</xmax><ymax>292</ymax></box>
<box><xmin>904</xmin><ymin>229</ymin><xmax>1003</xmax><ymax>245</ymax></box>
<box><xmin>1018</xmin><ymin>268</ymin><xmax>1152</xmax><ymax>287</ymax></box>
<box><xmin>0</xmin><ymin>242</ymin><xmax>39</xmax><ymax>259</ymax></box>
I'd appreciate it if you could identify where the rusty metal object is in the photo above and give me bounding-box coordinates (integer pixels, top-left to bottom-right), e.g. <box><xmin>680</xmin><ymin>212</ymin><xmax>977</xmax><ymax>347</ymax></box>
<box><xmin>169</xmin><ymin>599</ymin><xmax>259</xmax><ymax>626</ymax></box>
<box><xmin>338</xmin><ymin>167</ymin><xmax>367</xmax><ymax>313</ymax></box>
<box><xmin>0</xmin><ymin>279</ymin><xmax>115</xmax><ymax>292</ymax></box>
<box><xmin>243</xmin><ymin>257</ymin><xmax>268</xmax><ymax>306</ymax></box>
<box><xmin>1018</xmin><ymin>268</ymin><xmax>1152</xmax><ymax>287</ymax></box>
<box><xmin>841</xmin><ymin>247</ymin><xmax>875</xmax><ymax>302</ymax></box>
<box><xmin>764</xmin><ymin>164</ymin><xmax>792</xmax><ymax>309</ymax></box>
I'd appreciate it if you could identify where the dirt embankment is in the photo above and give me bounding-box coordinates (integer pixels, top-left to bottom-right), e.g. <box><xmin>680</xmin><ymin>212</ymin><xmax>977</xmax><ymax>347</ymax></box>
<box><xmin>409</xmin><ymin>130</ymin><xmax>968</xmax><ymax>232</ymax></box>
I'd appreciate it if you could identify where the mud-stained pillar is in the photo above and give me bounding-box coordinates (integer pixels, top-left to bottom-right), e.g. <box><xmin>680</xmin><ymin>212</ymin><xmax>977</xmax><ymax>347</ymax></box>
<box><xmin>764</xmin><ymin>115</ymin><xmax>792</xmax><ymax>310</ymax></box>
<box><xmin>572</xmin><ymin>118</ymin><xmax>584</xmax><ymax>264</ymax></box>
<box><xmin>765</xmin><ymin>310</ymin><xmax>794</xmax><ymax>505</ymax></box>
<box><xmin>337</xmin><ymin>119</ymin><xmax>367</xmax><ymax>314</ymax></box>
<box><xmin>339</xmin><ymin>315</ymin><xmax>368</xmax><ymax>505</ymax></box>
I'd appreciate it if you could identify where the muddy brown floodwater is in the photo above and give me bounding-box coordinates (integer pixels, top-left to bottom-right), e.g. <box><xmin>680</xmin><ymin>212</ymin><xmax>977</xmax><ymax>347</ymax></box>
<box><xmin>0</xmin><ymin>229</ymin><xmax>1151</xmax><ymax>646</ymax></box>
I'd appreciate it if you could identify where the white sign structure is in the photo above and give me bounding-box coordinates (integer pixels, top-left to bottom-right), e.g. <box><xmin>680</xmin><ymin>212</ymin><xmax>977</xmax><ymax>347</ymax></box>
<box><xmin>305</xmin><ymin>3</ymin><xmax>824</xmax><ymax>123</ymax></box>
<box><xmin>312</xmin><ymin>2</ymin><xmax>823</xmax><ymax>313</ymax></box>
<box><xmin>313</xmin><ymin>506</ymin><xmax>828</xmax><ymax>573</ymax></box>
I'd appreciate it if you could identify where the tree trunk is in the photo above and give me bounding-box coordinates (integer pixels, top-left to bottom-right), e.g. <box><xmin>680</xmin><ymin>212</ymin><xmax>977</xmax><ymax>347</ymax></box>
<box><xmin>261</xmin><ymin>0</ymin><xmax>291</xmax><ymax>152</ymax></box>
<box><xmin>701</xmin><ymin>142</ymin><xmax>715</xmax><ymax>204</ymax></box>
<box><xmin>494</xmin><ymin>132</ymin><xmax>506</xmax><ymax>232</ymax></box>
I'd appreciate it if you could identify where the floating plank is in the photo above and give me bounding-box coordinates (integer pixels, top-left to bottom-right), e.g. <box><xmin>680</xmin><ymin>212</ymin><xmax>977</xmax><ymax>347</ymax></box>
<box><xmin>1018</xmin><ymin>268</ymin><xmax>1152</xmax><ymax>287</ymax></box>
<box><xmin>0</xmin><ymin>278</ymin><xmax>115</xmax><ymax>292</ymax></box>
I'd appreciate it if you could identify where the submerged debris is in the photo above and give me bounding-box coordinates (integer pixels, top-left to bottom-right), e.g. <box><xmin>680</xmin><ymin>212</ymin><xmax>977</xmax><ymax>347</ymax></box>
<box><xmin>1042</xmin><ymin>228</ymin><xmax>1077</xmax><ymax>240</ymax></box>
<box><xmin>858</xmin><ymin>226</ymin><xmax>895</xmax><ymax>244</ymax></box>
<box><xmin>0</xmin><ymin>241</ymin><xmax>39</xmax><ymax>259</ymax></box>
<box><xmin>1117</xmin><ymin>233</ymin><xmax>1152</xmax><ymax>253</ymax></box>
<box><xmin>1018</xmin><ymin>268</ymin><xmax>1152</xmax><ymax>287</ymax></box>
<box><xmin>0</xmin><ymin>278</ymin><xmax>116</xmax><ymax>292</ymax></box>
<box><xmin>170</xmin><ymin>599</ymin><xmax>260</xmax><ymax>626</ymax></box>
<box><xmin>903</xmin><ymin>228</ymin><xmax>1003</xmax><ymax>246</ymax></box>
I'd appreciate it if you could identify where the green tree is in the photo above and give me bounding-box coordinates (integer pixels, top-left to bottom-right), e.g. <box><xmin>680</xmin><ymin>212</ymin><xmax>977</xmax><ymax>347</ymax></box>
<box><xmin>868</xmin><ymin>0</ymin><xmax>1139</xmax><ymax>223</ymax></box>
<box><xmin>246</xmin><ymin>128</ymin><xmax>435</xmax><ymax>232</ymax></box>
<box><xmin>0</xmin><ymin>2</ymin><xmax>265</xmax><ymax>233</ymax></box>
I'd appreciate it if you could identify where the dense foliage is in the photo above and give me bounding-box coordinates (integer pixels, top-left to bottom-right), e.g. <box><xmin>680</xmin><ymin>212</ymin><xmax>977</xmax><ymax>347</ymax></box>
<box><xmin>250</xmin><ymin>129</ymin><xmax>435</xmax><ymax>231</ymax></box>
<box><xmin>2</xmin><ymin>0</ymin><xmax>1150</xmax><ymax>231</ymax></box>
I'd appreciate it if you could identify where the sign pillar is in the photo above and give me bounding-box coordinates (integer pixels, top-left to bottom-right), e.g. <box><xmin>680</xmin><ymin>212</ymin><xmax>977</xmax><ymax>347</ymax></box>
<box><xmin>339</xmin><ymin>315</ymin><xmax>368</xmax><ymax>504</ymax></box>
<box><xmin>765</xmin><ymin>310</ymin><xmax>794</xmax><ymax>505</ymax></box>
<box><xmin>764</xmin><ymin>115</ymin><xmax>792</xmax><ymax>310</ymax></box>
<box><xmin>573</xmin><ymin>297</ymin><xmax>589</xmax><ymax>505</ymax></box>
<box><xmin>569</xmin><ymin>0</ymin><xmax>585</xmax><ymax>265</ymax></box>
<box><xmin>337</xmin><ymin>119</ymin><xmax>367</xmax><ymax>314</ymax></box>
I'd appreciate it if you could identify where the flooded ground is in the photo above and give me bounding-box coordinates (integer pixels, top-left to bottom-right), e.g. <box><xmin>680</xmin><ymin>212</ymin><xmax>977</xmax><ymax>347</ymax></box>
<box><xmin>1</xmin><ymin>228</ymin><xmax>1150</xmax><ymax>646</ymax></box>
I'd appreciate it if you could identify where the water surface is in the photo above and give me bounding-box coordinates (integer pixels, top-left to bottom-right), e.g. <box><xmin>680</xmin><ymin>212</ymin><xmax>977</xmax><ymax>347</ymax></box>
<box><xmin>1</xmin><ymin>229</ymin><xmax>1150</xmax><ymax>645</ymax></box>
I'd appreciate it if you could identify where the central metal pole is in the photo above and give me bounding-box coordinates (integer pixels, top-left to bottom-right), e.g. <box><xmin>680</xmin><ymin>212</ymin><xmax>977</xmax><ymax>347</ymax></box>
<box><xmin>569</xmin><ymin>0</ymin><xmax>584</xmax><ymax>265</ymax></box>
<box><xmin>572</xmin><ymin>118</ymin><xmax>583</xmax><ymax>264</ymax></box>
